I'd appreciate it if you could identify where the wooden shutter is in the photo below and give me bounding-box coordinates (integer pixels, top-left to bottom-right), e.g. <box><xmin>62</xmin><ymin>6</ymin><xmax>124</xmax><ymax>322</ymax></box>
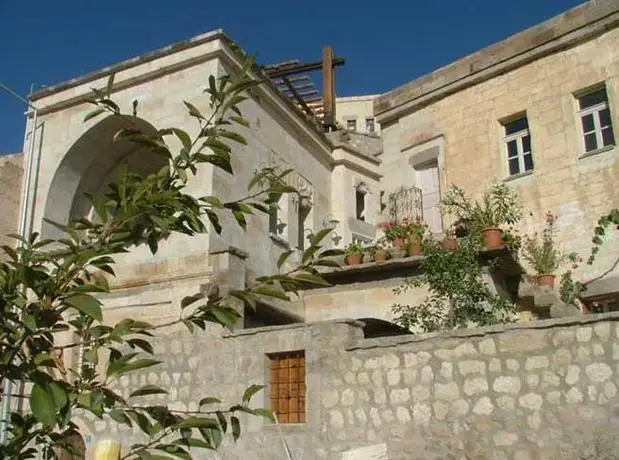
<box><xmin>268</xmin><ymin>350</ymin><xmax>306</xmax><ymax>423</ymax></box>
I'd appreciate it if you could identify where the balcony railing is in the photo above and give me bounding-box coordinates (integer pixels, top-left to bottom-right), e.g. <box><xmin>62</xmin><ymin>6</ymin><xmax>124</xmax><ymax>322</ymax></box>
<box><xmin>387</xmin><ymin>185</ymin><xmax>423</xmax><ymax>223</ymax></box>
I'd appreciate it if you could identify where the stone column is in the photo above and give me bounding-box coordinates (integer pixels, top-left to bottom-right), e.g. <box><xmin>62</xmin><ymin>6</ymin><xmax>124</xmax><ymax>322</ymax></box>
<box><xmin>208</xmin><ymin>246</ymin><xmax>248</xmax><ymax>329</ymax></box>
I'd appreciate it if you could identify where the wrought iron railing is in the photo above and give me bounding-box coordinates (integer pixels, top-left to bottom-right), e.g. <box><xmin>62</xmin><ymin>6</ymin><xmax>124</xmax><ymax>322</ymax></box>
<box><xmin>387</xmin><ymin>185</ymin><xmax>423</xmax><ymax>223</ymax></box>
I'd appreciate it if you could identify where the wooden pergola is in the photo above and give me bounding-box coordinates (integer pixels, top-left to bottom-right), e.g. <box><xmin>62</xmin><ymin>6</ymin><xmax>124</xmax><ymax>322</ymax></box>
<box><xmin>263</xmin><ymin>46</ymin><xmax>345</xmax><ymax>132</ymax></box>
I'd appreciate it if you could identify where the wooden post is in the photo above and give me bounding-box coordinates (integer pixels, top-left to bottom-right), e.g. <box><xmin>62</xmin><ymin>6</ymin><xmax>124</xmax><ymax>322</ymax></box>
<box><xmin>322</xmin><ymin>46</ymin><xmax>336</xmax><ymax>130</ymax></box>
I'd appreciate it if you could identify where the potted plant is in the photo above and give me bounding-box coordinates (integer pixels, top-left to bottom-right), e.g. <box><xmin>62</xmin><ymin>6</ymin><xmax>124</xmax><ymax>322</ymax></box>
<box><xmin>406</xmin><ymin>218</ymin><xmax>427</xmax><ymax>256</ymax></box>
<box><xmin>441</xmin><ymin>183</ymin><xmax>522</xmax><ymax>250</ymax></box>
<box><xmin>344</xmin><ymin>242</ymin><xmax>365</xmax><ymax>265</ymax></box>
<box><xmin>370</xmin><ymin>239</ymin><xmax>389</xmax><ymax>262</ymax></box>
<box><xmin>521</xmin><ymin>212</ymin><xmax>572</xmax><ymax>288</ymax></box>
<box><xmin>379</xmin><ymin>220</ymin><xmax>408</xmax><ymax>248</ymax></box>
<box><xmin>442</xmin><ymin>228</ymin><xmax>458</xmax><ymax>252</ymax></box>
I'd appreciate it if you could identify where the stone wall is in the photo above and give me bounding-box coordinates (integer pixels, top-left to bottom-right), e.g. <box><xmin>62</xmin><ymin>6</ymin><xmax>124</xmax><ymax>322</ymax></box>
<box><xmin>0</xmin><ymin>153</ymin><xmax>23</xmax><ymax>251</ymax></box>
<box><xmin>83</xmin><ymin>312</ymin><xmax>619</xmax><ymax>460</ymax></box>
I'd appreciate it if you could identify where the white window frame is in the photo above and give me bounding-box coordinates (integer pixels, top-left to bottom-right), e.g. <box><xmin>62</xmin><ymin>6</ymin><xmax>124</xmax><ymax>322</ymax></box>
<box><xmin>577</xmin><ymin>93</ymin><xmax>614</xmax><ymax>153</ymax></box>
<box><xmin>346</xmin><ymin>118</ymin><xmax>357</xmax><ymax>132</ymax></box>
<box><xmin>365</xmin><ymin>118</ymin><xmax>375</xmax><ymax>133</ymax></box>
<box><xmin>503</xmin><ymin>117</ymin><xmax>533</xmax><ymax>176</ymax></box>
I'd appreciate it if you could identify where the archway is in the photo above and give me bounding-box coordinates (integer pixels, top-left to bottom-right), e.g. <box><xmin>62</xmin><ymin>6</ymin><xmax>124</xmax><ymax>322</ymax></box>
<box><xmin>41</xmin><ymin>114</ymin><xmax>168</xmax><ymax>239</ymax></box>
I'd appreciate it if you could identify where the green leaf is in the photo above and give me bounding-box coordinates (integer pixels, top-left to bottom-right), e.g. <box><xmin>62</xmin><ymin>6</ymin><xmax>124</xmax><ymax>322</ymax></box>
<box><xmin>200</xmin><ymin>196</ymin><xmax>223</xmax><ymax>208</ymax></box>
<box><xmin>106</xmin><ymin>73</ymin><xmax>115</xmax><ymax>96</ymax></box>
<box><xmin>218</xmin><ymin>129</ymin><xmax>247</xmax><ymax>146</ymax></box>
<box><xmin>49</xmin><ymin>382</ymin><xmax>68</xmax><ymax>410</ymax></box>
<box><xmin>231</xmin><ymin>416</ymin><xmax>241</xmax><ymax>442</ymax></box>
<box><xmin>252</xmin><ymin>408</ymin><xmax>275</xmax><ymax>421</ymax></box>
<box><xmin>181</xmin><ymin>293</ymin><xmax>205</xmax><ymax>309</ymax></box>
<box><xmin>129</xmin><ymin>385</ymin><xmax>169</xmax><ymax>398</ymax></box>
<box><xmin>211</xmin><ymin>305</ymin><xmax>240</xmax><ymax>328</ymax></box>
<box><xmin>183</xmin><ymin>101</ymin><xmax>204</xmax><ymax>120</ymax></box>
<box><xmin>109</xmin><ymin>409</ymin><xmax>133</xmax><ymax>426</ymax></box>
<box><xmin>310</xmin><ymin>228</ymin><xmax>332</xmax><ymax>245</ymax></box>
<box><xmin>277</xmin><ymin>250</ymin><xmax>294</xmax><ymax>269</ymax></box>
<box><xmin>251</xmin><ymin>286</ymin><xmax>289</xmax><ymax>301</ymax></box>
<box><xmin>242</xmin><ymin>384</ymin><xmax>264</xmax><ymax>404</ymax></box>
<box><xmin>30</xmin><ymin>384</ymin><xmax>56</xmax><ymax>427</ymax></box>
<box><xmin>63</xmin><ymin>294</ymin><xmax>102</xmax><ymax>321</ymax></box>
<box><xmin>292</xmin><ymin>273</ymin><xmax>330</xmax><ymax>286</ymax></box>
<box><xmin>199</xmin><ymin>397</ymin><xmax>221</xmax><ymax>406</ymax></box>
<box><xmin>84</xmin><ymin>107</ymin><xmax>105</xmax><ymax>122</ymax></box>
<box><xmin>176</xmin><ymin>417</ymin><xmax>220</xmax><ymax>430</ymax></box>
<box><xmin>230</xmin><ymin>116</ymin><xmax>250</xmax><ymax>127</ymax></box>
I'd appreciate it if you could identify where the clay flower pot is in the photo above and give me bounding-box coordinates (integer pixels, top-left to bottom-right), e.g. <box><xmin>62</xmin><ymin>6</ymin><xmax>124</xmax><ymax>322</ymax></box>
<box><xmin>481</xmin><ymin>227</ymin><xmax>503</xmax><ymax>250</ymax></box>
<box><xmin>537</xmin><ymin>274</ymin><xmax>556</xmax><ymax>288</ymax></box>
<box><xmin>407</xmin><ymin>236</ymin><xmax>423</xmax><ymax>257</ymax></box>
<box><xmin>442</xmin><ymin>237</ymin><xmax>458</xmax><ymax>252</ymax></box>
<box><xmin>346</xmin><ymin>253</ymin><xmax>363</xmax><ymax>265</ymax></box>
<box><xmin>373</xmin><ymin>249</ymin><xmax>388</xmax><ymax>262</ymax></box>
<box><xmin>393</xmin><ymin>237</ymin><xmax>406</xmax><ymax>248</ymax></box>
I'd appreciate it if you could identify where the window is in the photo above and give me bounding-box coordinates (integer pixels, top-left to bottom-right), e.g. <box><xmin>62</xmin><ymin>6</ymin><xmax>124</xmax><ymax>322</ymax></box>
<box><xmin>577</xmin><ymin>86</ymin><xmax>615</xmax><ymax>153</ymax></box>
<box><xmin>355</xmin><ymin>188</ymin><xmax>366</xmax><ymax>221</ymax></box>
<box><xmin>503</xmin><ymin>116</ymin><xmax>534</xmax><ymax>176</ymax></box>
<box><xmin>268</xmin><ymin>350</ymin><xmax>306</xmax><ymax>423</ymax></box>
<box><xmin>365</xmin><ymin>118</ymin><xmax>375</xmax><ymax>133</ymax></box>
<box><xmin>346</xmin><ymin>119</ymin><xmax>357</xmax><ymax>132</ymax></box>
<box><xmin>584</xmin><ymin>293</ymin><xmax>619</xmax><ymax>314</ymax></box>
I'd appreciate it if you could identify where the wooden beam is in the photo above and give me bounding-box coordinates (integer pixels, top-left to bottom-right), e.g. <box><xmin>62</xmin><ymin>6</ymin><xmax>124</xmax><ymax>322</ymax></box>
<box><xmin>322</xmin><ymin>46</ymin><xmax>336</xmax><ymax>128</ymax></box>
<box><xmin>281</xmin><ymin>75</ymin><xmax>315</xmax><ymax>118</ymax></box>
<box><xmin>265</xmin><ymin>57</ymin><xmax>345</xmax><ymax>78</ymax></box>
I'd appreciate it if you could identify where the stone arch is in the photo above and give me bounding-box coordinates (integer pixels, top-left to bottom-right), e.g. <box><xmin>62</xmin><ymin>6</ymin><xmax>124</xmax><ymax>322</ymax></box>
<box><xmin>42</xmin><ymin>114</ymin><xmax>168</xmax><ymax>238</ymax></box>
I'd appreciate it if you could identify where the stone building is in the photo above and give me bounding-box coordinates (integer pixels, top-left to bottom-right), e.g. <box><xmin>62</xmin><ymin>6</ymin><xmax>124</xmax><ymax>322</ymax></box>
<box><xmin>336</xmin><ymin>94</ymin><xmax>381</xmax><ymax>135</ymax></box>
<box><xmin>0</xmin><ymin>153</ymin><xmax>24</xmax><ymax>252</ymax></box>
<box><xmin>3</xmin><ymin>1</ymin><xmax>619</xmax><ymax>458</ymax></box>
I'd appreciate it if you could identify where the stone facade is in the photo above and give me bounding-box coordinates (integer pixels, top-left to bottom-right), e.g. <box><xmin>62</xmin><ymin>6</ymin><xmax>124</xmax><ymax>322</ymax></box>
<box><xmin>375</xmin><ymin>1</ymin><xmax>619</xmax><ymax>295</ymax></box>
<box><xmin>81</xmin><ymin>313</ymin><xmax>619</xmax><ymax>459</ymax></box>
<box><xmin>336</xmin><ymin>95</ymin><xmax>381</xmax><ymax>135</ymax></box>
<box><xmin>0</xmin><ymin>153</ymin><xmax>23</xmax><ymax>252</ymax></box>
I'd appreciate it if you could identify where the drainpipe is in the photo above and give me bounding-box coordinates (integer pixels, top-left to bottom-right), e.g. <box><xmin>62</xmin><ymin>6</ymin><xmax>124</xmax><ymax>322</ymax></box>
<box><xmin>0</xmin><ymin>83</ymin><xmax>40</xmax><ymax>445</ymax></box>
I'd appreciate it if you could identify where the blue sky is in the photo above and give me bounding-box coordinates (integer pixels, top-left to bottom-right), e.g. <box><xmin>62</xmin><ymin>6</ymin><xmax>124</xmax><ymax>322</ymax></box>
<box><xmin>0</xmin><ymin>0</ymin><xmax>583</xmax><ymax>154</ymax></box>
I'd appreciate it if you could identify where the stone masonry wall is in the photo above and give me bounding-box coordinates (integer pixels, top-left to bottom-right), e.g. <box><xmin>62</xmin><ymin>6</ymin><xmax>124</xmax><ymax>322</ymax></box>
<box><xmin>84</xmin><ymin>313</ymin><xmax>619</xmax><ymax>460</ymax></box>
<box><xmin>0</xmin><ymin>153</ymin><xmax>23</xmax><ymax>251</ymax></box>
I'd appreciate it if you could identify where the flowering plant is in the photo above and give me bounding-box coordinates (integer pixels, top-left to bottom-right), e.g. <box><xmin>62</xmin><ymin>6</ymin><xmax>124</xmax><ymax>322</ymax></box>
<box><xmin>521</xmin><ymin>212</ymin><xmax>576</xmax><ymax>274</ymax></box>
<box><xmin>345</xmin><ymin>242</ymin><xmax>365</xmax><ymax>256</ymax></box>
<box><xmin>379</xmin><ymin>217</ymin><xmax>427</xmax><ymax>242</ymax></box>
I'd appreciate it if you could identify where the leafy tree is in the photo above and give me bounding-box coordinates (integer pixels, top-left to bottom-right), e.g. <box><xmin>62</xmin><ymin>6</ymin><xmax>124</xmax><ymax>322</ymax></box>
<box><xmin>391</xmin><ymin>237</ymin><xmax>516</xmax><ymax>334</ymax></box>
<box><xmin>0</xmin><ymin>58</ymin><xmax>341</xmax><ymax>459</ymax></box>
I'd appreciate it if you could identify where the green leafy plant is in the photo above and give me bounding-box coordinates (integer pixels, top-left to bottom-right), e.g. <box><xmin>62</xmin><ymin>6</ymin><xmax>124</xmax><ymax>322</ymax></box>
<box><xmin>0</xmin><ymin>63</ymin><xmax>342</xmax><ymax>459</ymax></box>
<box><xmin>521</xmin><ymin>212</ymin><xmax>574</xmax><ymax>275</ymax></box>
<box><xmin>344</xmin><ymin>242</ymin><xmax>364</xmax><ymax>256</ymax></box>
<box><xmin>379</xmin><ymin>217</ymin><xmax>427</xmax><ymax>242</ymax></box>
<box><xmin>392</xmin><ymin>236</ymin><xmax>516</xmax><ymax>333</ymax></box>
<box><xmin>442</xmin><ymin>182</ymin><xmax>522</xmax><ymax>232</ymax></box>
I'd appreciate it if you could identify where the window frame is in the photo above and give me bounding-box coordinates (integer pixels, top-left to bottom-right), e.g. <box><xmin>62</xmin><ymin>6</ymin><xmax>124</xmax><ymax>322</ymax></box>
<box><xmin>502</xmin><ymin>115</ymin><xmax>534</xmax><ymax>177</ymax></box>
<box><xmin>577</xmin><ymin>87</ymin><xmax>615</xmax><ymax>154</ymax></box>
<box><xmin>267</xmin><ymin>350</ymin><xmax>306</xmax><ymax>424</ymax></box>
<box><xmin>365</xmin><ymin>117</ymin><xmax>375</xmax><ymax>133</ymax></box>
<box><xmin>346</xmin><ymin>118</ymin><xmax>357</xmax><ymax>132</ymax></box>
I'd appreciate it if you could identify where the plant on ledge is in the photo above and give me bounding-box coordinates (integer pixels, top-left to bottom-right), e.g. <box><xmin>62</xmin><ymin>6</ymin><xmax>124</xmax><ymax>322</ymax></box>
<box><xmin>369</xmin><ymin>239</ymin><xmax>389</xmax><ymax>262</ymax></box>
<box><xmin>521</xmin><ymin>212</ymin><xmax>577</xmax><ymax>288</ymax></box>
<box><xmin>391</xmin><ymin>236</ymin><xmax>516</xmax><ymax>334</ymax></box>
<box><xmin>344</xmin><ymin>242</ymin><xmax>365</xmax><ymax>265</ymax></box>
<box><xmin>441</xmin><ymin>182</ymin><xmax>522</xmax><ymax>250</ymax></box>
<box><xmin>379</xmin><ymin>217</ymin><xmax>427</xmax><ymax>250</ymax></box>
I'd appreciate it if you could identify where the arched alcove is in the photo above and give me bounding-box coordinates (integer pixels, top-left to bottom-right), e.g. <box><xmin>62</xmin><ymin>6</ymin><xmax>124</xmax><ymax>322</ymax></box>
<box><xmin>42</xmin><ymin>114</ymin><xmax>168</xmax><ymax>238</ymax></box>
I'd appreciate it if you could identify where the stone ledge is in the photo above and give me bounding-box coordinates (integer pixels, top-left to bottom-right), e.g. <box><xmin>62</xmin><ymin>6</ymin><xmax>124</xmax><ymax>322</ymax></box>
<box><xmin>224</xmin><ymin>318</ymin><xmax>365</xmax><ymax>338</ymax></box>
<box><xmin>347</xmin><ymin>311</ymin><xmax>619</xmax><ymax>351</ymax></box>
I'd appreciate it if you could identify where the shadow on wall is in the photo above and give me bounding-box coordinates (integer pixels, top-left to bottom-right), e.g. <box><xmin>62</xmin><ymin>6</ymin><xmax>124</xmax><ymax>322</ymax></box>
<box><xmin>41</xmin><ymin>114</ymin><xmax>168</xmax><ymax>239</ymax></box>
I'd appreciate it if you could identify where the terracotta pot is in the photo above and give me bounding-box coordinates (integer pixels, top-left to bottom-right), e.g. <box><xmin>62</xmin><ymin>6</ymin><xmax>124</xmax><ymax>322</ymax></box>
<box><xmin>393</xmin><ymin>237</ymin><xmax>406</xmax><ymax>248</ymax></box>
<box><xmin>481</xmin><ymin>227</ymin><xmax>503</xmax><ymax>250</ymax></box>
<box><xmin>442</xmin><ymin>237</ymin><xmax>458</xmax><ymax>252</ymax></box>
<box><xmin>373</xmin><ymin>249</ymin><xmax>388</xmax><ymax>262</ymax></box>
<box><xmin>345</xmin><ymin>253</ymin><xmax>363</xmax><ymax>265</ymax></box>
<box><xmin>537</xmin><ymin>274</ymin><xmax>556</xmax><ymax>288</ymax></box>
<box><xmin>407</xmin><ymin>242</ymin><xmax>422</xmax><ymax>257</ymax></box>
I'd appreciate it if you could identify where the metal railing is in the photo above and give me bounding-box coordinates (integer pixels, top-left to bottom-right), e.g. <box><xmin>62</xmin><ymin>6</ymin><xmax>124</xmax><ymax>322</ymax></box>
<box><xmin>387</xmin><ymin>185</ymin><xmax>423</xmax><ymax>223</ymax></box>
